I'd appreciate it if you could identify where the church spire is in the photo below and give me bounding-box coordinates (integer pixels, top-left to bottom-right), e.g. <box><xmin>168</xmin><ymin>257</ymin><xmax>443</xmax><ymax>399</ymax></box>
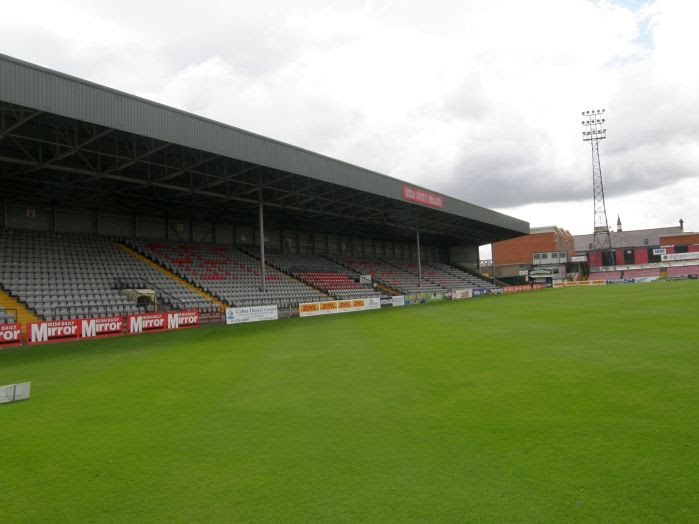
<box><xmin>616</xmin><ymin>214</ymin><xmax>622</xmax><ymax>232</ymax></box>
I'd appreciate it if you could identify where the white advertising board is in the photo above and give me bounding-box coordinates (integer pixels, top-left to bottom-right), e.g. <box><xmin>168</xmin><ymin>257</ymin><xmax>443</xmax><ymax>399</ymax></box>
<box><xmin>451</xmin><ymin>289</ymin><xmax>473</xmax><ymax>300</ymax></box>
<box><xmin>365</xmin><ymin>297</ymin><xmax>381</xmax><ymax>310</ymax></box>
<box><xmin>660</xmin><ymin>252</ymin><xmax>699</xmax><ymax>262</ymax></box>
<box><xmin>226</xmin><ymin>305</ymin><xmax>278</xmax><ymax>325</ymax></box>
<box><xmin>392</xmin><ymin>296</ymin><xmax>405</xmax><ymax>307</ymax></box>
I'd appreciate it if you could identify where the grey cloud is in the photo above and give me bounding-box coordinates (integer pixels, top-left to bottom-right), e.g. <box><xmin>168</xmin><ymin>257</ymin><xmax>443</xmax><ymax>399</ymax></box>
<box><xmin>443</xmin><ymin>134</ymin><xmax>698</xmax><ymax>210</ymax></box>
<box><xmin>444</xmin><ymin>149</ymin><xmax>589</xmax><ymax>208</ymax></box>
<box><xmin>3</xmin><ymin>0</ymin><xmax>697</xmax><ymax>229</ymax></box>
<box><xmin>439</xmin><ymin>76</ymin><xmax>489</xmax><ymax>121</ymax></box>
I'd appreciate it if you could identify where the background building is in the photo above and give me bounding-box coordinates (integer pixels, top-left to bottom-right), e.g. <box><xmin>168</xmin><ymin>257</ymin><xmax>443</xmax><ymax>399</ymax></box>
<box><xmin>574</xmin><ymin>219</ymin><xmax>696</xmax><ymax>268</ymax></box>
<box><xmin>491</xmin><ymin>226</ymin><xmax>575</xmax><ymax>283</ymax></box>
<box><xmin>490</xmin><ymin>218</ymin><xmax>698</xmax><ymax>283</ymax></box>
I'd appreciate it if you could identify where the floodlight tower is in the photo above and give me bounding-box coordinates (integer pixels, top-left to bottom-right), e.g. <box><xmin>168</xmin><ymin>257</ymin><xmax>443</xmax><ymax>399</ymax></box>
<box><xmin>581</xmin><ymin>109</ymin><xmax>613</xmax><ymax>264</ymax></box>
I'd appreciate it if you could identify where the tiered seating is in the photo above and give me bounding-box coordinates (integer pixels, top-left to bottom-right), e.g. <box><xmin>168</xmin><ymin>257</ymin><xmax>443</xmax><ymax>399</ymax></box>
<box><xmin>404</xmin><ymin>262</ymin><xmax>497</xmax><ymax>290</ymax></box>
<box><xmin>339</xmin><ymin>258</ymin><xmax>446</xmax><ymax>294</ymax></box>
<box><xmin>0</xmin><ymin>229</ymin><xmax>218</xmax><ymax>321</ymax></box>
<box><xmin>589</xmin><ymin>271</ymin><xmax>622</xmax><ymax>280</ymax></box>
<box><xmin>433</xmin><ymin>263</ymin><xmax>499</xmax><ymax>289</ymax></box>
<box><xmin>257</xmin><ymin>252</ymin><xmax>381</xmax><ymax>300</ymax></box>
<box><xmin>667</xmin><ymin>265</ymin><xmax>699</xmax><ymax>278</ymax></box>
<box><xmin>623</xmin><ymin>268</ymin><xmax>660</xmax><ymax>279</ymax></box>
<box><xmin>295</xmin><ymin>273</ymin><xmax>380</xmax><ymax>300</ymax></box>
<box><xmin>129</xmin><ymin>241</ymin><xmax>330</xmax><ymax>307</ymax></box>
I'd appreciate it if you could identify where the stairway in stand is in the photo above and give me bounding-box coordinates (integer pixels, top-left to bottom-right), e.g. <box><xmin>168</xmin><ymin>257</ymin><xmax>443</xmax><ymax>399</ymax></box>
<box><xmin>117</xmin><ymin>243</ymin><xmax>227</xmax><ymax>312</ymax></box>
<box><xmin>0</xmin><ymin>288</ymin><xmax>39</xmax><ymax>332</ymax></box>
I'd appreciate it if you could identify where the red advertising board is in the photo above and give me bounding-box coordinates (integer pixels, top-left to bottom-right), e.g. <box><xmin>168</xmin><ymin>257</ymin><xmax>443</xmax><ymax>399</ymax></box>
<box><xmin>402</xmin><ymin>185</ymin><xmax>444</xmax><ymax>209</ymax></box>
<box><xmin>20</xmin><ymin>311</ymin><xmax>199</xmax><ymax>346</ymax></box>
<box><xmin>127</xmin><ymin>310</ymin><xmax>199</xmax><ymax>334</ymax></box>
<box><xmin>27</xmin><ymin>319</ymin><xmax>80</xmax><ymax>345</ymax></box>
<box><xmin>166</xmin><ymin>310</ymin><xmax>200</xmax><ymax>330</ymax></box>
<box><xmin>79</xmin><ymin>316</ymin><xmax>123</xmax><ymax>340</ymax></box>
<box><xmin>127</xmin><ymin>312</ymin><xmax>168</xmax><ymax>334</ymax></box>
<box><xmin>0</xmin><ymin>323</ymin><xmax>22</xmax><ymax>349</ymax></box>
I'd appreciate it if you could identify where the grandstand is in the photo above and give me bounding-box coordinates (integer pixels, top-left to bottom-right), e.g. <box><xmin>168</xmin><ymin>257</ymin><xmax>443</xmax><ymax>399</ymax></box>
<box><xmin>0</xmin><ymin>53</ymin><xmax>529</xmax><ymax>327</ymax></box>
<box><xmin>0</xmin><ymin>229</ymin><xmax>220</xmax><ymax>321</ymax></box>
<box><xmin>252</xmin><ymin>251</ymin><xmax>382</xmax><ymax>300</ymax></box>
<box><xmin>2</xmin><ymin>227</ymin><xmax>509</xmax><ymax>321</ymax></box>
<box><xmin>128</xmin><ymin>239</ymin><xmax>331</xmax><ymax>308</ymax></box>
<box><xmin>623</xmin><ymin>267</ymin><xmax>661</xmax><ymax>279</ymax></box>
<box><xmin>336</xmin><ymin>258</ymin><xmax>497</xmax><ymax>295</ymax></box>
<box><xmin>589</xmin><ymin>270</ymin><xmax>623</xmax><ymax>281</ymax></box>
<box><xmin>588</xmin><ymin>266</ymin><xmax>698</xmax><ymax>282</ymax></box>
<box><xmin>667</xmin><ymin>265</ymin><xmax>699</xmax><ymax>279</ymax></box>
<box><xmin>338</xmin><ymin>258</ymin><xmax>445</xmax><ymax>294</ymax></box>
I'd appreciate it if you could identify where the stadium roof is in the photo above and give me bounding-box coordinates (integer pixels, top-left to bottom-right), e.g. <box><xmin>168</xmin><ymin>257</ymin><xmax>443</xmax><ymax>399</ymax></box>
<box><xmin>574</xmin><ymin>226</ymin><xmax>684</xmax><ymax>252</ymax></box>
<box><xmin>0</xmin><ymin>53</ymin><xmax>528</xmax><ymax>245</ymax></box>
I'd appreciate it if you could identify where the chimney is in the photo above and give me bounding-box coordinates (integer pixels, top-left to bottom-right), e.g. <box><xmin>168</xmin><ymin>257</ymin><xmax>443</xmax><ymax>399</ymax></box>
<box><xmin>680</xmin><ymin>218</ymin><xmax>684</xmax><ymax>230</ymax></box>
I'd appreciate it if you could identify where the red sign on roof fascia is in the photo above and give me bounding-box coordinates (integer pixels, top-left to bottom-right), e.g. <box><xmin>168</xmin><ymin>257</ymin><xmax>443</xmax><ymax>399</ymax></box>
<box><xmin>402</xmin><ymin>185</ymin><xmax>444</xmax><ymax>209</ymax></box>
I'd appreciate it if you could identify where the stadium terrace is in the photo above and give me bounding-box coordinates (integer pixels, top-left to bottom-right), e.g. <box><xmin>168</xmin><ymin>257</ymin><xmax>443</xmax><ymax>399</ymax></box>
<box><xmin>0</xmin><ymin>52</ymin><xmax>529</xmax><ymax>341</ymax></box>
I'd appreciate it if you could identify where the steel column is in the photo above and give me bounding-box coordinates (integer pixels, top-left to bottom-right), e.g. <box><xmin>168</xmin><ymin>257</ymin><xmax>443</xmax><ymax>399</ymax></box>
<box><xmin>416</xmin><ymin>227</ymin><xmax>422</xmax><ymax>289</ymax></box>
<box><xmin>259</xmin><ymin>202</ymin><xmax>266</xmax><ymax>293</ymax></box>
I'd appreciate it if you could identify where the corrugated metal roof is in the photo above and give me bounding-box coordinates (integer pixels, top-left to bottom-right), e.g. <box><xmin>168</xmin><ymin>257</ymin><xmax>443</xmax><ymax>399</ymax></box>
<box><xmin>574</xmin><ymin>226</ymin><xmax>684</xmax><ymax>251</ymax></box>
<box><xmin>0</xmin><ymin>52</ymin><xmax>527</xmax><ymax>236</ymax></box>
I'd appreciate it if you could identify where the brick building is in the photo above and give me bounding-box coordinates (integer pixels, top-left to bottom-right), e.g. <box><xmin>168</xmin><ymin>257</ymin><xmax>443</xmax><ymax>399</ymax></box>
<box><xmin>492</xmin><ymin>226</ymin><xmax>575</xmax><ymax>281</ymax></box>
<box><xmin>491</xmin><ymin>219</ymin><xmax>698</xmax><ymax>282</ymax></box>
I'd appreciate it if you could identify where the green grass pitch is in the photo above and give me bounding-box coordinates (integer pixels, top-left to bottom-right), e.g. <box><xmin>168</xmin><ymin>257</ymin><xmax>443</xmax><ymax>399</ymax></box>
<box><xmin>2</xmin><ymin>281</ymin><xmax>698</xmax><ymax>522</ymax></box>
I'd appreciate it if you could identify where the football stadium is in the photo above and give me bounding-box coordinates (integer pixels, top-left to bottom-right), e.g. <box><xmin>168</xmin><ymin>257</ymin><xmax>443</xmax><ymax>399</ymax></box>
<box><xmin>1</xmin><ymin>54</ymin><xmax>698</xmax><ymax>522</ymax></box>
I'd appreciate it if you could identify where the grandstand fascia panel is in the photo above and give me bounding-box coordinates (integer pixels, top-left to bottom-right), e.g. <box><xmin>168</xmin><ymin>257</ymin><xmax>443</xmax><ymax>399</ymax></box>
<box><xmin>0</xmin><ymin>53</ymin><xmax>528</xmax><ymax>235</ymax></box>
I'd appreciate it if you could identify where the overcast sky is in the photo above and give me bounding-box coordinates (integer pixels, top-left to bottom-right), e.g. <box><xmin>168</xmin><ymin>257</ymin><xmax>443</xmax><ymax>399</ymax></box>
<box><xmin>2</xmin><ymin>0</ymin><xmax>697</xmax><ymax>254</ymax></box>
